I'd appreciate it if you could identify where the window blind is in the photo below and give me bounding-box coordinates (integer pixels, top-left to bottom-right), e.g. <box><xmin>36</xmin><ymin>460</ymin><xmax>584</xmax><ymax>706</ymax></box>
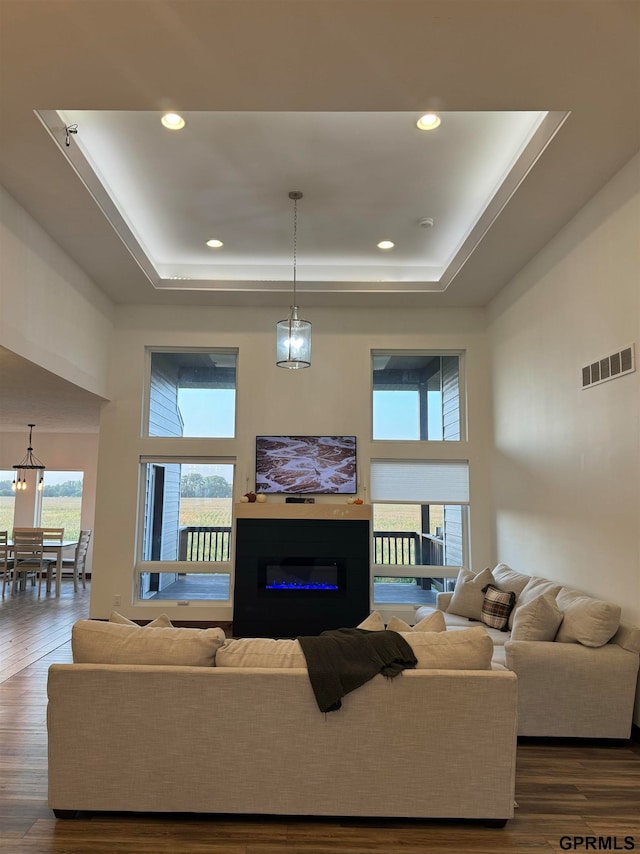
<box><xmin>370</xmin><ymin>460</ymin><xmax>469</xmax><ymax>504</ymax></box>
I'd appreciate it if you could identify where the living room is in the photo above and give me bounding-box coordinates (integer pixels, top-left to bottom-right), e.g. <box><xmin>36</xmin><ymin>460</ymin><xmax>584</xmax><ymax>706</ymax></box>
<box><xmin>0</xmin><ymin>0</ymin><xmax>638</xmax><ymax>849</ymax></box>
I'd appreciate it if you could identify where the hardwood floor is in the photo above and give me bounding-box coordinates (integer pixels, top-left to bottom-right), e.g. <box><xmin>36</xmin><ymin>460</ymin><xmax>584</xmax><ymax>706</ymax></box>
<box><xmin>1</xmin><ymin>585</ymin><xmax>639</xmax><ymax>853</ymax></box>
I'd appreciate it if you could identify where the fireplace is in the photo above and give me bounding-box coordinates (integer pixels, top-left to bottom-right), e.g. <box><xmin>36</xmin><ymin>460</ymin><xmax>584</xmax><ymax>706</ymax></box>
<box><xmin>233</xmin><ymin>509</ymin><xmax>370</xmax><ymax>638</ymax></box>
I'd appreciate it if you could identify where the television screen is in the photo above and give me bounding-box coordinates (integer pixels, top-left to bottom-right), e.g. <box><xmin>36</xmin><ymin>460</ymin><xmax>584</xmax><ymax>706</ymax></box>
<box><xmin>256</xmin><ymin>436</ymin><xmax>357</xmax><ymax>494</ymax></box>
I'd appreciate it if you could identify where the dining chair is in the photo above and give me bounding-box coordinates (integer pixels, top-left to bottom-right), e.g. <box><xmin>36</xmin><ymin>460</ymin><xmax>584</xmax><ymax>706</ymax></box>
<box><xmin>61</xmin><ymin>529</ymin><xmax>92</xmax><ymax>591</ymax></box>
<box><xmin>0</xmin><ymin>531</ymin><xmax>12</xmax><ymax>599</ymax></box>
<box><xmin>39</xmin><ymin>527</ymin><xmax>65</xmax><ymax>593</ymax></box>
<box><xmin>41</xmin><ymin>527</ymin><xmax>65</xmax><ymax>555</ymax></box>
<box><xmin>11</xmin><ymin>528</ymin><xmax>39</xmax><ymax>591</ymax></box>
<box><xmin>11</xmin><ymin>529</ymin><xmax>51</xmax><ymax>596</ymax></box>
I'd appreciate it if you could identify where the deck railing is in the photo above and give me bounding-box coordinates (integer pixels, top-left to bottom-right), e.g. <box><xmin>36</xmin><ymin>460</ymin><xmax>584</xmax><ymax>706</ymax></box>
<box><xmin>179</xmin><ymin>526</ymin><xmax>444</xmax><ymax>568</ymax></box>
<box><xmin>178</xmin><ymin>526</ymin><xmax>231</xmax><ymax>562</ymax></box>
<box><xmin>373</xmin><ymin>531</ymin><xmax>422</xmax><ymax>565</ymax></box>
<box><xmin>372</xmin><ymin>530</ymin><xmax>447</xmax><ymax>594</ymax></box>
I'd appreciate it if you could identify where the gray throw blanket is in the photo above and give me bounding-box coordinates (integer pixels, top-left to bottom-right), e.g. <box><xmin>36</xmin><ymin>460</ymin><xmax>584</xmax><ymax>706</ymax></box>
<box><xmin>297</xmin><ymin>627</ymin><xmax>417</xmax><ymax>713</ymax></box>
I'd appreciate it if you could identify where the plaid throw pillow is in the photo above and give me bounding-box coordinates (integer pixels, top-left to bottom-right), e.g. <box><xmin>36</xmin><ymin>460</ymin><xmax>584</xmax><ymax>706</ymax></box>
<box><xmin>481</xmin><ymin>584</ymin><xmax>516</xmax><ymax>632</ymax></box>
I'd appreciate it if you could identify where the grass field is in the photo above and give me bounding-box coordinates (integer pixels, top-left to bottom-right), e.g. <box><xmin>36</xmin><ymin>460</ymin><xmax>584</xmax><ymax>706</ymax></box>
<box><xmin>179</xmin><ymin>498</ymin><xmax>233</xmax><ymax>527</ymax></box>
<box><xmin>176</xmin><ymin>498</ymin><xmax>441</xmax><ymax>532</ymax></box>
<box><xmin>0</xmin><ymin>496</ymin><xmax>83</xmax><ymax>539</ymax></box>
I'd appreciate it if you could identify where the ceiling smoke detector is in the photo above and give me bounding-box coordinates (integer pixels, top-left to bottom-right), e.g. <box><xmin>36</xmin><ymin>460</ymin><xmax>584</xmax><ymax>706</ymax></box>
<box><xmin>418</xmin><ymin>217</ymin><xmax>434</xmax><ymax>228</ymax></box>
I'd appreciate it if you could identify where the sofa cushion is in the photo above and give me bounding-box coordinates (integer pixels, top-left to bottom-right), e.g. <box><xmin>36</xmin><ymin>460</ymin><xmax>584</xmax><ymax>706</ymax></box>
<box><xmin>555</xmin><ymin>588</ymin><xmax>621</xmax><ymax>647</ymax></box>
<box><xmin>491</xmin><ymin>563</ymin><xmax>531</xmax><ymax>599</ymax></box>
<box><xmin>480</xmin><ymin>584</ymin><xmax>516</xmax><ymax>631</ymax></box>
<box><xmin>491</xmin><ymin>645</ymin><xmax>508</xmax><ymax>670</ymax></box>
<box><xmin>216</xmin><ymin>637</ymin><xmax>306</xmax><ymax>668</ymax></box>
<box><xmin>358</xmin><ymin>610</ymin><xmax>386</xmax><ymax>631</ymax></box>
<box><xmin>510</xmin><ymin>592</ymin><xmax>564</xmax><ymax>642</ymax></box>
<box><xmin>109</xmin><ymin>611</ymin><xmax>173</xmax><ymax>628</ymax></box>
<box><xmin>446</xmin><ymin>623</ymin><xmax>509</xmax><ymax>645</ymax></box>
<box><xmin>72</xmin><ymin>620</ymin><xmax>226</xmax><ymax>667</ymax></box>
<box><xmin>446</xmin><ymin>567</ymin><xmax>495</xmax><ymax>620</ymax></box>
<box><xmin>400</xmin><ymin>626</ymin><xmax>493</xmax><ymax>670</ymax></box>
<box><xmin>509</xmin><ymin>576</ymin><xmax>562</xmax><ymax>628</ymax></box>
<box><xmin>386</xmin><ymin>611</ymin><xmax>446</xmax><ymax>633</ymax></box>
<box><xmin>441</xmin><ymin>611</ymin><xmax>476</xmax><ymax>628</ymax></box>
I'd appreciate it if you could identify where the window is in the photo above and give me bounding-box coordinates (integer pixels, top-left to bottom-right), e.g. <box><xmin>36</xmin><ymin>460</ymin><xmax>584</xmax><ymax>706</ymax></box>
<box><xmin>0</xmin><ymin>471</ymin><xmax>16</xmax><ymax>532</ymax></box>
<box><xmin>147</xmin><ymin>349</ymin><xmax>237</xmax><ymax>438</ymax></box>
<box><xmin>370</xmin><ymin>459</ymin><xmax>469</xmax><ymax>606</ymax></box>
<box><xmin>40</xmin><ymin>471</ymin><xmax>84</xmax><ymax>540</ymax></box>
<box><xmin>372</xmin><ymin>352</ymin><xmax>462</xmax><ymax>440</ymax></box>
<box><xmin>137</xmin><ymin>460</ymin><xmax>234</xmax><ymax>601</ymax></box>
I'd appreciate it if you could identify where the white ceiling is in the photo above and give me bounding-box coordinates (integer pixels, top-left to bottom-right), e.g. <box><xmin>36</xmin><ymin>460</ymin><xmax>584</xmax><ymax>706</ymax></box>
<box><xmin>0</xmin><ymin>347</ymin><xmax>105</xmax><ymax>433</ymax></box>
<box><xmin>1</xmin><ymin>0</ymin><xmax>639</xmax><ymax>431</ymax></box>
<box><xmin>41</xmin><ymin>107</ymin><xmax>563</xmax><ymax>294</ymax></box>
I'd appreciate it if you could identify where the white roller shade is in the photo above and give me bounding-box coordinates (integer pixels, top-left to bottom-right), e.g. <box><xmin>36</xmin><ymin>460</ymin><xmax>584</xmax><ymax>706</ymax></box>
<box><xmin>370</xmin><ymin>460</ymin><xmax>469</xmax><ymax>504</ymax></box>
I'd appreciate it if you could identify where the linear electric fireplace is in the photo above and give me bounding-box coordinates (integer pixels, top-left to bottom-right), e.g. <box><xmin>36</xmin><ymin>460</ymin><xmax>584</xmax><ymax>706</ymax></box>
<box><xmin>234</xmin><ymin>512</ymin><xmax>370</xmax><ymax>637</ymax></box>
<box><xmin>259</xmin><ymin>557</ymin><xmax>345</xmax><ymax>591</ymax></box>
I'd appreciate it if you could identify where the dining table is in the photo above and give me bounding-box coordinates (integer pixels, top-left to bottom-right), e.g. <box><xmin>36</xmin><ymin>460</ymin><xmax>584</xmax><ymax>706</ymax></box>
<box><xmin>7</xmin><ymin>538</ymin><xmax>78</xmax><ymax>597</ymax></box>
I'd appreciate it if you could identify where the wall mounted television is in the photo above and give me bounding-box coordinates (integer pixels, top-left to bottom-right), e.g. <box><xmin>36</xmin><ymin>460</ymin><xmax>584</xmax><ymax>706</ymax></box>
<box><xmin>255</xmin><ymin>436</ymin><xmax>357</xmax><ymax>495</ymax></box>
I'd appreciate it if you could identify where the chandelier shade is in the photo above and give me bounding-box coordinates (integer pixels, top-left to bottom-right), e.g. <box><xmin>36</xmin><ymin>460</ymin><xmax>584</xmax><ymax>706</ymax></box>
<box><xmin>276</xmin><ymin>307</ymin><xmax>312</xmax><ymax>369</ymax></box>
<box><xmin>276</xmin><ymin>191</ymin><xmax>311</xmax><ymax>369</ymax></box>
<box><xmin>12</xmin><ymin>424</ymin><xmax>46</xmax><ymax>491</ymax></box>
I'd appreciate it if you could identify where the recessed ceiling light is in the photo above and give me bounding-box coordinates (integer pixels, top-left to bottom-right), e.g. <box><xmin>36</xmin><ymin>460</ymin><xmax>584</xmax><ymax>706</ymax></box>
<box><xmin>161</xmin><ymin>112</ymin><xmax>186</xmax><ymax>130</ymax></box>
<box><xmin>416</xmin><ymin>113</ymin><xmax>441</xmax><ymax>131</ymax></box>
<box><xmin>377</xmin><ymin>240</ymin><xmax>395</xmax><ymax>250</ymax></box>
<box><xmin>206</xmin><ymin>239</ymin><xmax>224</xmax><ymax>248</ymax></box>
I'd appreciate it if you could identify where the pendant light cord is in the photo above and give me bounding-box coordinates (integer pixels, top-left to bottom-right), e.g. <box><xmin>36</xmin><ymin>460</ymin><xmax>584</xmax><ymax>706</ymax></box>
<box><xmin>288</xmin><ymin>190</ymin><xmax>302</xmax><ymax>309</ymax></box>
<box><xmin>292</xmin><ymin>194</ymin><xmax>298</xmax><ymax>306</ymax></box>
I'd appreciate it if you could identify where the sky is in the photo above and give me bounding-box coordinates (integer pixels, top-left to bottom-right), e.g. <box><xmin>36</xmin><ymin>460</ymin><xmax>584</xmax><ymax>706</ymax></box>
<box><xmin>0</xmin><ymin>469</ymin><xmax>82</xmax><ymax>487</ymax></box>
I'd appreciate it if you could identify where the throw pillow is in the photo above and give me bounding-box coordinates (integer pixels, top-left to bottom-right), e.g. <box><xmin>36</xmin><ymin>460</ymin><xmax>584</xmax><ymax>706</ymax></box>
<box><xmin>402</xmin><ymin>625</ymin><xmax>493</xmax><ymax>670</ymax></box>
<box><xmin>72</xmin><ymin>620</ymin><xmax>226</xmax><ymax>667</ymax></box>
<box><xmin>357</xmin><ymin>610</ymin><xmax>386</xmax><ymax>631</ymax></box>
<box><xmin>508</xmin><ymin>576</ymin><xmax>562</xmax><ymax>629</ymax></box>
<box><xmin>555</xmin><ymin>588</ymin><xmax>621</xmax><ymax>647</ymax></box>
<box><xmin>215</xmin><ymin>637</ymin><xmax>306</xmax><ymax>668</ymax></box>
<box><xmin>510</xmin><ymin>592</ymin><xmax>564</xmax><ymax>641</ymax></box>
<box><xmin>386</xmin><ymin>611</ymin><xmax>446</xmax><ymax>633</ymax></box>
<box><xmin>491</xmin><ymin>563</ymin><xmax>531</xmax><ymax>599</ymax></box>
<box><xmin>480</xmin><ymin>584</ymin><xmax>516</xmax><ymax>632</ymax></box>
<box><xmin>109</xmin><ymin>611</ymin><xmax>173</xmax><ymax>628</ymax></box>
<box><xmin>446</xmin><ymin>567</ymin><xmax>495</xmax><ymax>620</ymax></box>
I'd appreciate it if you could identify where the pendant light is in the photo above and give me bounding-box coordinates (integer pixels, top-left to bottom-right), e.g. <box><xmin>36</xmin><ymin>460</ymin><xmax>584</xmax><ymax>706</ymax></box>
<box><xmin>12</xmin><ymin>424</ymin><xmax>46</xmax><ymax>491</ymax></box>
<box><xmin>276</xmin><ymin>191</ymin><xmax>312</xmax><ymax>369</ymax></box>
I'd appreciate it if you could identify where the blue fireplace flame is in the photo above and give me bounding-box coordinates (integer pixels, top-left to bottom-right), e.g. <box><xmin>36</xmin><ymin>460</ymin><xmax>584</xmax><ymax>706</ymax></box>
<box><xmin>266</xmin><ymin>581</ymin><xmax>339</xmax><ymax>590</ymax></box>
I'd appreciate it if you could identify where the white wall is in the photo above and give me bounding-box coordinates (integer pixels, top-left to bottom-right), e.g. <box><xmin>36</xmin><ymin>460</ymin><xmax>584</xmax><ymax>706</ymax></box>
<box><xmin>0</xmin><ymin>186</ymin><xmax>114</xmax><ymax>396</ymax></box>
<box><xmin>488</xmin><ymin>152</ymin><xmax>640</xmax><ymax>722</ymax></box>
<box><xmin>90</xmin><ymin>304</ymin><xmax>492</xmax><ymax>621</ymax></box>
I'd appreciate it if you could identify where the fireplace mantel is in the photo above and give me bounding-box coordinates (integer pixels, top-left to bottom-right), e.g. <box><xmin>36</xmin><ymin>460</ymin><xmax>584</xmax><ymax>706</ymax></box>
<box><xmin>235</xmin><ymin>502</ymin><xmax>371</xmax><ymax>521</ymax></box>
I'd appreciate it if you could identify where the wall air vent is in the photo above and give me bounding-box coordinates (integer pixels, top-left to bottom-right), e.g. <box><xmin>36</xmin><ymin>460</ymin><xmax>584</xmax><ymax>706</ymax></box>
<box><xmin>581</xmin><ymin>344</ymin><xmax>635</xmax><ymax>389</ymax></box>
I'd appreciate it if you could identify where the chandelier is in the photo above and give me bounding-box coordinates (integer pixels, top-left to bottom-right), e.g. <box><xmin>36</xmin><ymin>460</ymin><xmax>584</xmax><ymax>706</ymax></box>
<box><xmin>276</xmin><ymin>191</ymin><xmax>312</xmax><ymax>369</ymax></box>
<box><xmin>12</xmin><ymin>424</ymin><xmax>46</xmax><ymax>491</ymax></box>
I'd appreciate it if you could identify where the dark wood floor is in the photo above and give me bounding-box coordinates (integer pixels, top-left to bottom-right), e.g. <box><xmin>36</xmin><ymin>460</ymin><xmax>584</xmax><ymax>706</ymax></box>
<box><xmin>1</xmin><ymin>583</ymin><xmax>639</xmax><ymax>853</ymax></box>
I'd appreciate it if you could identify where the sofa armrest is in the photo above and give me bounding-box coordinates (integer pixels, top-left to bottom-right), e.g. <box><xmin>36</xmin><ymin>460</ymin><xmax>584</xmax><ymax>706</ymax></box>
<box><xmin>436</xmin><ymin>591</ymin><xmax>453</xmax><ymax>610</ymax></box>
<box><xmin>612</xmin><ymin>622</ymin><xmax>640</xmax><ymax>655</ymax></box>
<box><xmin>505</xmin><ymin>640</ymin><xmax>639</xmax><ymax>738</ymax></box>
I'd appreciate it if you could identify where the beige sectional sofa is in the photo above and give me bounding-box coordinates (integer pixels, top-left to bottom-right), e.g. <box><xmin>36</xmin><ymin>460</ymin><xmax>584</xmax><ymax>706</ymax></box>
<box><xmin>414</xmin><ymin>563</ymin><xmax>640</xmax><ymax>739</ymax></box>
<box><xmin>47</xmin><ymin>616</ymin><xmax>518</xmax><ymax>824</ymax></box>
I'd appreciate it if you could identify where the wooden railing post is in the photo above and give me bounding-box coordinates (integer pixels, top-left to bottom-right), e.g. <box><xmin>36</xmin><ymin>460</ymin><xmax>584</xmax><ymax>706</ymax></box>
<box><xmin>178</xmin><ymin>527</ymin><xmax>189</xmax><ymax>561</ymax></box>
